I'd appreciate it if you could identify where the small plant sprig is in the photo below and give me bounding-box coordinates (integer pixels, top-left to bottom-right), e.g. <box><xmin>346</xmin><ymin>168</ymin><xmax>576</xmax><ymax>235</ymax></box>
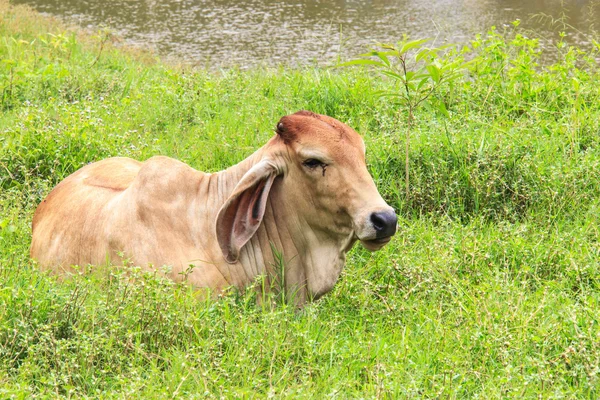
<box><xmin>339</xmin><ymin>38</ymin><xmax>472</xmax><ymax>201</ymax></box>
<box><xmin>90</xmin><ymin>27</ymin><xmax>113</xmax><ymax>67</ymax></box>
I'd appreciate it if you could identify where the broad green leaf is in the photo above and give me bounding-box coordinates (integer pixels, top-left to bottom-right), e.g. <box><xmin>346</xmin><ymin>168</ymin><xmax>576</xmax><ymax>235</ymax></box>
<box><xmin>359</xmin><ymin>51</ymin><xmax>391</xmax><ymax>67</ymax></box>
<box><xmin>399</xmin><ymin>38</ymin><xmax>431</xmax><ymax>54</ymax></box>
<box><xmin>380</xmin><ymin>43</ymin><xmax>398</xmax><ymax>51</ymax></box>
<box><xmin>373</xmin><ymin>90</ymin><xmax>405</xmax><ymax>98</ymax></box>
<box><xmin>572</xmin><ymin>77</ymin><xmax>580</xmax><ymax>92</ymax></box>
<box><xmin>373</xmin><ymin>52</ymin><xmax>391</xmax><ymax>66</ymax></box>
<box><xmin>426</xmin><ymin>64</ymin><xmax>441</xmax><ymax>83</ymax></box>
<box><xmin>358</xmin><ymin>51</ymin><xmax>379</xmax><ymax>57</ymax></box>
<box><xmin>380</xmin><ymin>70</ymin><xmax>405</xmax><ymax>81</ymax></box>
<box><xmin>412</xmin><ymin>73</ymin><xmax>430</xmax><ymax>80</ymax></box>
<box><xmin>358</xmin><ymin>50</ymin><xmax>398</xmax><ymax>62</ymax></box>
<box><xmin>417</xmin><ymin>77</ymin><xmax>430</xmax><ymax>91</ymax></box>
<box><xmin>437</xmin><ymin>100</ymin><xmax>450</xmax><ymax>118</ymax></box>
<box><xmin>416</xmin><ymin>48</ymin><xmax>433</xmax><ymax>62</ymax></box>
<box><xmin>336</xmin><ymin>59</ymin><xmax>387</xmax><ymax>68</ymax></box>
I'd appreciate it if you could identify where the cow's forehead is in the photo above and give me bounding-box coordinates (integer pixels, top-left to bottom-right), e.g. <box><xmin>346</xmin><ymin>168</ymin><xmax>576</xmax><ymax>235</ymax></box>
<box><xmin>277</xmin><ymin>111</ymin><xmax>366</xmax><ymax>159</ymax></box>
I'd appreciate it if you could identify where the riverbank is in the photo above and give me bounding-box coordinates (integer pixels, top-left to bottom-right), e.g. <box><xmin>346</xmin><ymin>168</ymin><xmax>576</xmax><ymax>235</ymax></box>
<box><xmin>1</xmin><ymin>1</ymin><xmax>600</xmax><ymax>397</ymax></box>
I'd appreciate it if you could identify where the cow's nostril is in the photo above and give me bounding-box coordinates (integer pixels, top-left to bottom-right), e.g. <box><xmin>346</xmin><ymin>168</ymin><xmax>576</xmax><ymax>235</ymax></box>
<box><xmin>371</xmin><ymin>213</ymin><xmax>385</xmax><ymax>231</ymax></box>
<box><xmin>370</xmin><ymin>211</ymin><xmax>398</xmax><ymax>238</ymax></box>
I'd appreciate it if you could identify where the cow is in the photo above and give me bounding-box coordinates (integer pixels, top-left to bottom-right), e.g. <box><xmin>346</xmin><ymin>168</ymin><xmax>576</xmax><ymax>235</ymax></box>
<box><xmin>30</xmin><ymin>111</ymin><xmax>397</xmax><ymax>304</ymax></box>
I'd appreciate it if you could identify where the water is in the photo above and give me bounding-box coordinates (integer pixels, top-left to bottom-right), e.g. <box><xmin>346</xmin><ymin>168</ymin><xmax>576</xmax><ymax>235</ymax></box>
<box><xmin>12</xmin><ymin>0</ymin><xmax>600</xmax><ymax>67</ymax></box>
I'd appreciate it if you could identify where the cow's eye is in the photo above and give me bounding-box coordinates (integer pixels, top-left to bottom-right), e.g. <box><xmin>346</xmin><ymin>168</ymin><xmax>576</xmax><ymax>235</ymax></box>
<box><xmin>302</xmin><ymin>158</ymin><xmax>323</xmax><ymax>169</ymax></box>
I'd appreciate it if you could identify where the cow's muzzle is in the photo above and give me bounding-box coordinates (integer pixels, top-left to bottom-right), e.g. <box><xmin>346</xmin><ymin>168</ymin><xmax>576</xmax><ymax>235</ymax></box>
<box><xmin>358</xmin><ymin>209</ymin><xmax>397</xmax><ymax>251</ymax></box>
<box><xmin>370</xmin><ymin>211</ymin><xmax>397</xmax><ymax>238</ymax></box>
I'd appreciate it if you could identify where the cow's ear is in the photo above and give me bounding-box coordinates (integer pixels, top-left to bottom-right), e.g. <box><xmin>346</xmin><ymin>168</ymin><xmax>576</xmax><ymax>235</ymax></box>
<box><xmin>216</xmin><ymin>159</ymin><xmax>278</xmax><ymax>263</ymax></box>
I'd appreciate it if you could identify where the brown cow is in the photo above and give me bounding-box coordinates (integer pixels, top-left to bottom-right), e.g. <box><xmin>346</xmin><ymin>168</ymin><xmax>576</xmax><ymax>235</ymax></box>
<box><xmin>31</xmin><ymin>111</ymin><xmax>397</xmax><ymax>303</ymax></box>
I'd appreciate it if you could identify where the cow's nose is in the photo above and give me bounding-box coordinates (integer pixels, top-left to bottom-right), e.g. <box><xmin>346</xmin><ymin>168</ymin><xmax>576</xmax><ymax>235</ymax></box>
<box><xmin>370</xmin><ymin>211</ymin><xmax>397</xmax><ymax>238</ymax></box>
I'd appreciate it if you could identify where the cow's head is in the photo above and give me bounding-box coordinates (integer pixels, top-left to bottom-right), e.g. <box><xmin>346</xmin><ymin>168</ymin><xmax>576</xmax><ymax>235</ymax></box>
<box><xmin>216</xmin><ymin>111</ymin><xmax>397</xmax><ymax>265</ymax></box>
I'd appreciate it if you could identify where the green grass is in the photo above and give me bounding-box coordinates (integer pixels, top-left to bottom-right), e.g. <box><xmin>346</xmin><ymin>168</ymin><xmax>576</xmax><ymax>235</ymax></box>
<box><xmin>2</xmin><ymin>1</ymin><xmax>600</xmax><ymax>397</ymax></box>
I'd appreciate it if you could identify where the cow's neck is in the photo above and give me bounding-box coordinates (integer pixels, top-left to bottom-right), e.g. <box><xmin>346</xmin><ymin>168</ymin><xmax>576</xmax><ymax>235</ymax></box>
<box><xmin>208</xmin><ymin>150</ymin><xmax>354</xmax><ymax>304</ymax></box>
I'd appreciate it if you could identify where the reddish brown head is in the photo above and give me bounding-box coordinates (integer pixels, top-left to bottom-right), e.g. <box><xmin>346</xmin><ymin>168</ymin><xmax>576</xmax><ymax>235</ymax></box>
<box><xmin>216</xmin><ymin>111</ymin><xmax>397</xmax><ymax>265</ymax></box>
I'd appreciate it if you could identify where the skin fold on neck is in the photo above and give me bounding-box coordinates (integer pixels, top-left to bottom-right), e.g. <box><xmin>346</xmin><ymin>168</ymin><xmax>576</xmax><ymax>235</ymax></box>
<box><xmin>199</xmin><ymin>147</ymin><xmax>353</xmax><ymax>304</ymax></box>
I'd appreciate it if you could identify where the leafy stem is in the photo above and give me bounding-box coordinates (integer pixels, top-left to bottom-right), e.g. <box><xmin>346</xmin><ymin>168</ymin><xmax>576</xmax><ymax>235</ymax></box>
<box><xmin>339</xmin><ymin>38</ymin><xmax>472</xmax><ymax>204</ymax></box>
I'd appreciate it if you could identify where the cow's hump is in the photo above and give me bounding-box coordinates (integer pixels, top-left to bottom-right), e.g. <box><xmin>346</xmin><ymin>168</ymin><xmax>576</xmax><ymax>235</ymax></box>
<box><xmin>82</xmin><ymin>157</ymin><xmax>142</xmax><ymax>191</ymax></box>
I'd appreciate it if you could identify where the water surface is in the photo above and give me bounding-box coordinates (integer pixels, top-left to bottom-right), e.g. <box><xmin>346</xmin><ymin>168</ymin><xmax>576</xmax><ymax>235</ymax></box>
<box><xmin>12</xmin><ymin>0</ymin><xmax>600</xmax><ymax>66</ymax></box>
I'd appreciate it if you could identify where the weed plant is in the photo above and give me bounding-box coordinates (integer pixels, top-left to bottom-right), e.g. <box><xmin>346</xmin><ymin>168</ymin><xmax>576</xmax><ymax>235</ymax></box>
<box><xmin>1</xmin><ymin>1</ymin><xmax>600</xmax><ymax>397</ymax></box>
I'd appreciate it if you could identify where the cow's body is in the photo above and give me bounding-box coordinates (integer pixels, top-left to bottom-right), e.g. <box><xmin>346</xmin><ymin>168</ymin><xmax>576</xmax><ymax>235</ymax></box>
<box><xmin>31</xmin><ymin>154</ymin><xmax>276</xmax><ymax>292</ymax></box>
<box><xmin>31</xmin><ymin>111</ymin><xmax>397</xmax><ymax>303</ymax></box>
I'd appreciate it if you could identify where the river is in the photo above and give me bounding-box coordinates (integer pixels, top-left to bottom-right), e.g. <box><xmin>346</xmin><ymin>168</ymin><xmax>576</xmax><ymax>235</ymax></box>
<box><xmin>11</xmin><ymin>0</ymin><xmax>600</xmax><ymax>66</ymax></box>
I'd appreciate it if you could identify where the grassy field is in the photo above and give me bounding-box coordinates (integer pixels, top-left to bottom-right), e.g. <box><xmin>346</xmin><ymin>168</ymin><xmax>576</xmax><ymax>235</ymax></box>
<box><xmin>2</xmin><ymin>0</ymin><xmax>600</xmax><ymax>397</ymax></box>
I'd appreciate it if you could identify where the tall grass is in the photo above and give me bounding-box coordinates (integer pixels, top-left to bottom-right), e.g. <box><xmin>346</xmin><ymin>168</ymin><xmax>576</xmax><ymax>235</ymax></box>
<box><xmin>1</xmin><ymin>0</ymin><xmax>600</xmax><ymax>397</ymax></box>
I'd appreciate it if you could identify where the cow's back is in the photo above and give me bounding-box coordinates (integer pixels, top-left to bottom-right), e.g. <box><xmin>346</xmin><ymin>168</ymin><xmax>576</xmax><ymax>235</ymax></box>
<box><xmin>31</xmin><ymin>157</ymin><xmax>142</xmax><ymax>271</ymax></box>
